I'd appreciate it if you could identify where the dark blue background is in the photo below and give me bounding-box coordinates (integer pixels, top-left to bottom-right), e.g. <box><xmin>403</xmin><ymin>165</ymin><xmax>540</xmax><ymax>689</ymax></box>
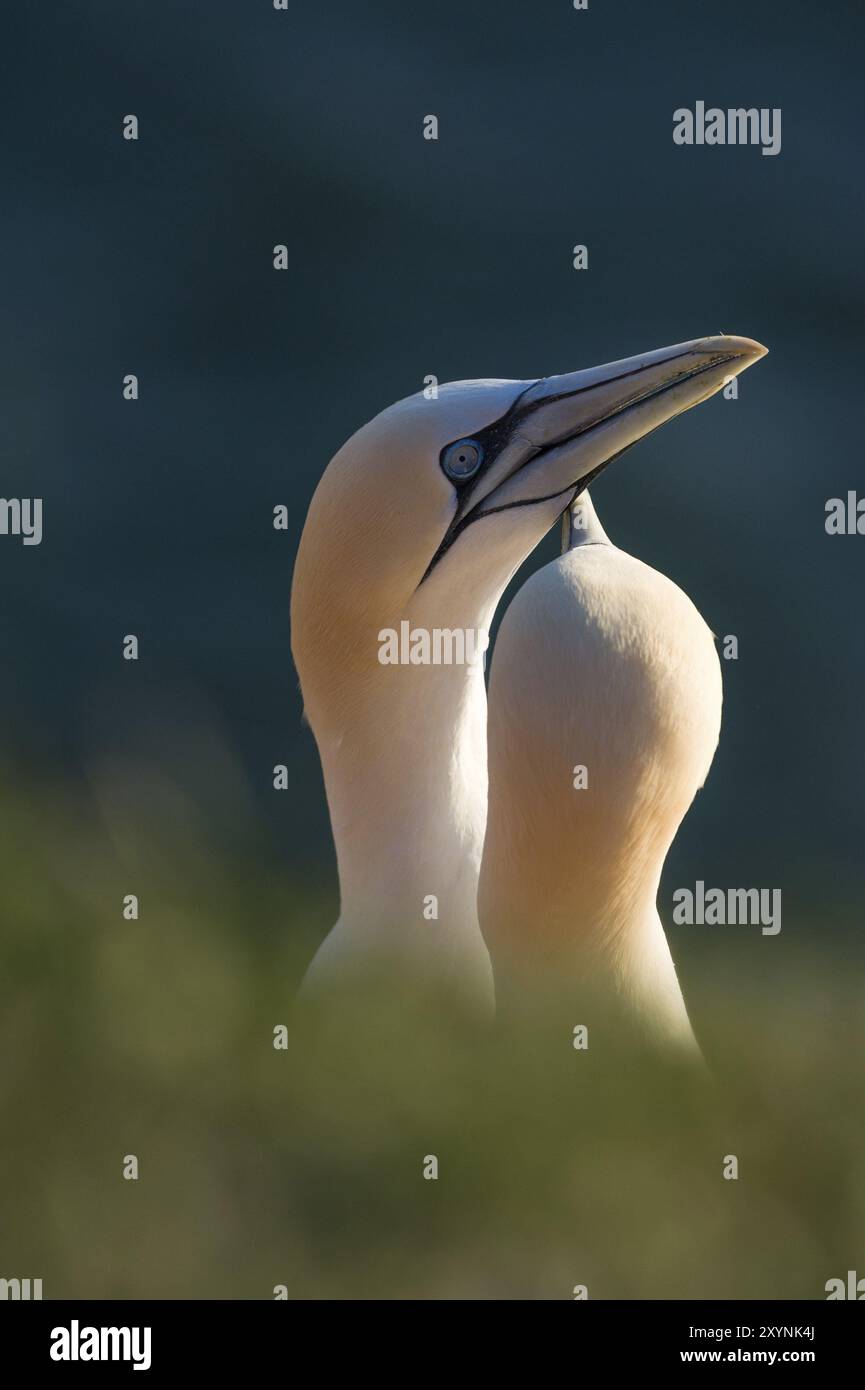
<box><xmin>1</xmin><ymin>1</ymin><xmax>862</xmax><ymax>964</ymax></box>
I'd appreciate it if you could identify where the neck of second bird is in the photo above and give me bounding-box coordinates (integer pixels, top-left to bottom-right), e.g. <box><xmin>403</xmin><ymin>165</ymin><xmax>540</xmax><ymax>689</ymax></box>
<box><xmin>569</xmin><ymin>873</ymin><xmax>698</xmax><ymax>1051</ymax></box>
<box><xmin>488</xmin><ymin>857</ymin><xmax>698</xmax><ymax>1052</ymax></box>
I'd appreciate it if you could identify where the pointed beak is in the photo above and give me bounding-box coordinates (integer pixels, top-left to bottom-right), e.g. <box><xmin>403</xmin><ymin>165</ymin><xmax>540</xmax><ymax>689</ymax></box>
<box><xmin>433</xmin><ymin>335</ymin><xmax>767</xmax><ymax>565</ymax></box>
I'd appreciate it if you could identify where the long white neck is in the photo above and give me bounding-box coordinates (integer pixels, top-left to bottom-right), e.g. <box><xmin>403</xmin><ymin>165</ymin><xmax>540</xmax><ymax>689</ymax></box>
<box><xmin>303</xmin><ymin>656</ymin><xmax>494</xmax><ymax>1009</ymax></box>
<box><xmin>553</xmin><ymin>868</ymin><xmax>697</xmax><ymax>1051</ymax></box>
<box><xmin>483</xmin><ymin>806</ymin><xmax>698</xmax><ymax>1051</ymax></box>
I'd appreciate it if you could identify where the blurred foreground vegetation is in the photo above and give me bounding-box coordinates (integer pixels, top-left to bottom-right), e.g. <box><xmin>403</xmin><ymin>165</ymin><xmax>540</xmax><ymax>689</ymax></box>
<box><xmin>1</xmin><ymin>758</ymin><xmax>863</xmax><ymax>1300</ymax></box>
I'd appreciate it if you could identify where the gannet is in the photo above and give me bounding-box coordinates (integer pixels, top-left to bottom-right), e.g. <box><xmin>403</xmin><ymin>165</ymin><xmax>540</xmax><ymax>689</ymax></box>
<box><xmin>478</xmin><ymin>450</ymin><xmax>766</xmax><ymax>1050</ymax></box>
<box><xmin>291</xmin><ymin>335</ymin><xmax>766</xmax><ymax>1013</ymax></box>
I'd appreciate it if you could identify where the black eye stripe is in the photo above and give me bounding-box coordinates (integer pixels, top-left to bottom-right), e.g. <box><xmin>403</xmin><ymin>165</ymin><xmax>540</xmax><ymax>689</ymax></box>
<box><xmin>438</xmin><ymin>381</ymin><xmax>540</xmax><ymax>485</ymax></box>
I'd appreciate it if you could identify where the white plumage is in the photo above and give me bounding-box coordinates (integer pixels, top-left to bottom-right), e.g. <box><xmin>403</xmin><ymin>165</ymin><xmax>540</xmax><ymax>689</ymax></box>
<box><xmin>290</xmin><ymin>336</ymin><xmax>766</xmax><ymax>1019</ymax></box>
<box><xmin>479</xmin><ymin>492</ymin><xmax>724</xmax><ymax>1050</ymax></box>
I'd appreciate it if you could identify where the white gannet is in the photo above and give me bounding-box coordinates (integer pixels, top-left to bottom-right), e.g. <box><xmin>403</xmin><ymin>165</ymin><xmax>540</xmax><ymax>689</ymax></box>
<box><xmin>478</xmin><ymin>455</ymin><xmax>765</xmax><ymax>1050</ymax></box>
<box><xmin>291</xmin><ymin>336</ymin><xmax>766</xmax><ymax>1013</ymax></box>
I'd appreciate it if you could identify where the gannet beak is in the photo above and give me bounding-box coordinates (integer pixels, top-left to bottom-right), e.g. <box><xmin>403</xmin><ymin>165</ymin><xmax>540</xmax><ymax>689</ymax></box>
<box><xmin>425</xmin><ymin>334</ymin><xmax>767</xmax><ymax>575</ymax></box>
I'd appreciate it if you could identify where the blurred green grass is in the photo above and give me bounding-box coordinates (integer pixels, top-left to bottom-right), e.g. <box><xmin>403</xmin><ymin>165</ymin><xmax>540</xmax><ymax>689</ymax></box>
<box><xmin>1</xmin><ymin>758</ymin><xmax>863</xmax><ymax>1300</ymax></box>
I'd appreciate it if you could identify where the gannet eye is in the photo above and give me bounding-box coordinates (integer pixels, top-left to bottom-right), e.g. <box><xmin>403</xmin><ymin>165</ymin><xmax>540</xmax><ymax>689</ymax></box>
<box><xmin>441</xmin><ymin>438</ymin><xmax>484</xmax><ymax>482</ymax></box>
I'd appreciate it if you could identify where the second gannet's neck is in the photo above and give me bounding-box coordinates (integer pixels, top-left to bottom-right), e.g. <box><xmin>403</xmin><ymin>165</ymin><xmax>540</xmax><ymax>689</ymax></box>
<box><xmin>540</xmin><ymin>866</ymin><xmax>698</xmax><ymax>1051</ymax></box>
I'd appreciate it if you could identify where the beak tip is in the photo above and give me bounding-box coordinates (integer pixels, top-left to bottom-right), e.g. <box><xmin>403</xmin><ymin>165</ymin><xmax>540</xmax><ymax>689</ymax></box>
<box><xmin>696</xmin><ymin>333</ymin><xmax>769</xmax><ymax>363</ymax></box>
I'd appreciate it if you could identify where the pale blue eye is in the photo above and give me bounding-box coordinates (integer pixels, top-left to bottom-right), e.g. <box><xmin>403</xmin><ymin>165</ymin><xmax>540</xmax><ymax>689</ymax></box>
<box><xmin>442</xmin><ymin>438</ymin><xmax>483</xmax><ymax>481</ymax></box>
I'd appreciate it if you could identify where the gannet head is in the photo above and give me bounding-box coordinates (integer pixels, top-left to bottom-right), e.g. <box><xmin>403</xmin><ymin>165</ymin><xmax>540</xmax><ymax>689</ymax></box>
<box><xmin>292</xmin><ymin>334</ymin><xmax>766</xmax><ymax>737</ymax></box>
